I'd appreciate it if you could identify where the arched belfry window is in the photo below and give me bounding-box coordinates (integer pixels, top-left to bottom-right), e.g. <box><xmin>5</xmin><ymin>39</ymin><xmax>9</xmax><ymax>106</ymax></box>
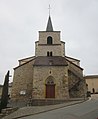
<box><xmin>47</xmin><ymin>36</ymin><xmax>53</xmax><ymax>45</ymax></box>
<box><xmin>47</xmin><ymin>51</ymin><xmax>53</xmax><ymax>56</ymax></box>
<box><xmin>47</xmin><ymin>51</ymin><xmax>49</xmax><ymax>56</ymax></box>
<box><xmin>50</xmin><ymin>52</ymin><xmax>52</xmax><ymax>56</ymax></box>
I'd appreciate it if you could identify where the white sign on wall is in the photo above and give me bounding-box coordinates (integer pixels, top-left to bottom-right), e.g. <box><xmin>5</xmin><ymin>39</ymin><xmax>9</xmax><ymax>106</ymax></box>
<box><xmin>19</xmin><ymin>90</ymin><xmax>26</xmax><ymax>95</ymax></box>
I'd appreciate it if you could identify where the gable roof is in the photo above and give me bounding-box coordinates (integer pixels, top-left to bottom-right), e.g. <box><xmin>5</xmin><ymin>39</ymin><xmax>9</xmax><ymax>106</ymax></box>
<box><xmin>14</xmin><ymin>56</ymin><xmax>83</xmax><ymax>70</ymax></box>
<box><xmin>66</xmin><ymin>58</ymin><xmax>83</xmax><ymax>70</ymax></box>
<box><xmin>14</xmin><ymin>57</ymin><xmax>36</xmax><ymax>70</ymax></box>
<box><xmin>65</xmin><ymin>56</ymin><xmax>80</xmax><ymax>62</ymax></box>
<box><xmin>14</xmin><ymin>56</ymin><xmax>68</xmax><ymax>69</ymax></box>
<box><xmin>84</xmin><ymin>75</ymin><xmax>98</xmax><ymax>79</ymax></box>
<box><xmin>34</xmin><ymin>56</ymin><xmax>68</xmax><ymax>66</ymax></box>
<box><xmin>18</xmin><ymin>56</ymin><xmax>35</xmax><ymax>62</ymax></box>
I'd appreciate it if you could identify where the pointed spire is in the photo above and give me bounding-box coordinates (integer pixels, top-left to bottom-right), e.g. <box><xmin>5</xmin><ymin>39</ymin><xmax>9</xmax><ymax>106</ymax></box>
<box><xmin>46</xmin><ymin>15</ymin><xmax>53</xmax><ymax>32</ymax></box>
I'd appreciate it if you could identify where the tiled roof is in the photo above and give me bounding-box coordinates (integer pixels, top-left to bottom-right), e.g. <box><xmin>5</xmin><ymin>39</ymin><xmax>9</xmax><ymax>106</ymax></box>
<box><xmin>14</xmin><ymin>56</ymin><xmax>83</xmax><ymax>69</ymax></box>
<box><xmin>65</xmin><ymin>56</ymin><xmax>80</xmax><ymax>61</ymax></box>
<box><xmin>84</xmin><ymin>75</ymin><xmax>98</xmax><ymax>79</ymax></box>
<box><xmin>34</xmin><ymin>56</ymin><xmax>68</xmax><ymax>66</ymax></box>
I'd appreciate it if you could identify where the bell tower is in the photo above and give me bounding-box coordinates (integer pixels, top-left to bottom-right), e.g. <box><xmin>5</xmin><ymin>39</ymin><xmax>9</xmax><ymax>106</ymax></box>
<box><xmin>35</xmin><ymin>15</ymin><xmax>65</xmax><ymax>57</ymax></box>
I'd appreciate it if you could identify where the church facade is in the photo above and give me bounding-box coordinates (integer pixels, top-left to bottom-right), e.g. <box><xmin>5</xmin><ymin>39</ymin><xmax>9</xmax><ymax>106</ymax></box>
<box><xmin>11</xmin><ymin>16</ymin><xmax>86</xmax><ymax>103</ymax></box>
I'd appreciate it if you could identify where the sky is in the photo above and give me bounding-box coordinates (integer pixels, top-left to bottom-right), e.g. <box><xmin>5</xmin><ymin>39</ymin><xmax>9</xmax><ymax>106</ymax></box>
<box><xmin>0</xmin><ymin>0</ymin><xmax>98</xmax><ymax>84</ymax></box>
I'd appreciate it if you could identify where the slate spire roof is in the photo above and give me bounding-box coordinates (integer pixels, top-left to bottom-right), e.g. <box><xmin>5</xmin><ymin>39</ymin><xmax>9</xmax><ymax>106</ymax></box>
<box><xmin>46</xmin><ymin>16</ymin><xmax>53</xmax><ymax>31</ymax></box>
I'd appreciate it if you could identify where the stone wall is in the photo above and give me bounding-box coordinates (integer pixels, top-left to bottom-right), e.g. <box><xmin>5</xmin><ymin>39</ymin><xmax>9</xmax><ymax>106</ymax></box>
<box><xmin>35</xmin><ymin>31</ymin><xmax>65</xmax><ymax>57</ymax></box>
<box><xmin>67</xmin><ymin>60</ymin><xmax>83</xmax><ymax>77</ymax></box>
<box><xmin>85</xmin><ymin>75</ymin><xmax>98</xmax><ymax>93</ymax></box>
<box><xmin>68</xmin><ymin>71</ymin><xmax>85</xmax><ymax>98</ymax></box>
<box><xmin>66</xmin><ymin>56</ymin><xmax>80</xmax><ymax>66</ymax></box>
<box><xmin>38</xmin><ymin>31</ymin><xmax>61</xmax><ymax>44</ymax></box>
<box><xmin>11</xmin><ymin>60</ymin><xmax>35</xmax><ymax>101</ymax></box>
<box><xmin>69</xmin><ymin>79</ymin><xmax>86</xmax><ymax>98</ymax></box>
<box><xmin>19</xmin><ymin>56</ymin><xmax>35</xmax><ymax>65</ymax></box>
<box><xmin>32</xmin><ymin>65</ymin><xmax>69</xmax><ymax>99</ymax></box>
<box><xmin>68</xmin><ymin>61</ymin><xmax>85</xmax><ymax>98</ymax></box>
<box><xmin>11</xmin><ymin>57</ymin><xmax>85</xmax><ymax>101</ymax></box>
<box><xmin>35</xmin><ymin>44</ymin><xmax>64</xmax><ymax>56</ymax></box>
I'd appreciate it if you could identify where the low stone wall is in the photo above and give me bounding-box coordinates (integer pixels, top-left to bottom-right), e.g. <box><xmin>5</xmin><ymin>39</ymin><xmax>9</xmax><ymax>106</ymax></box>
<box><xmin>7</xmin><ymin>99</ymin><xmax>28</xmax><ymax>108</ymax></box>
<box><xmin>0</xmin><ymin>107</ymin><xmax>18</xmax><ymax>118</ymax></box>
<box><xmin>7</xmin><ymin>98</ymin><xmax>85</xmax><ymax>108</ymax></box>
<box><xmin>28</xmin><ymin>99</ymin><xmax>68</xmax><ymax>106</ymax></box>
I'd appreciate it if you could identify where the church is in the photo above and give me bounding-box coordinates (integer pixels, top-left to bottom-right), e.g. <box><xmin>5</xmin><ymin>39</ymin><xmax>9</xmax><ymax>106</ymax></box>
<box><xmin>11</xmin><ymin>15</ymin><xmax>86</xmax><ymax>104</ymax></box>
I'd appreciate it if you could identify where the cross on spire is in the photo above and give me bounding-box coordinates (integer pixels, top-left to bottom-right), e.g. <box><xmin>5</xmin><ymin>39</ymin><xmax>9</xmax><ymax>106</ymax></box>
<box><xmin>48</xmin><ymin>4</ymin><xmax>51</xmax><ymax>16</ymax></box>
<box><xmin>46</xmin><ymin>4</ymin><xmax>53</xmax><ymax>31</ymax></box>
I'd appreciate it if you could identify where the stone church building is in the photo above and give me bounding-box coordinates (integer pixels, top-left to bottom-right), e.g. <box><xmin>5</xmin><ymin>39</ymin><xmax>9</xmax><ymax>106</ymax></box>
<box><xmin>11</xmin><ymin>16</ymin><xmax>86</xmax><ymax>103</ymax></box>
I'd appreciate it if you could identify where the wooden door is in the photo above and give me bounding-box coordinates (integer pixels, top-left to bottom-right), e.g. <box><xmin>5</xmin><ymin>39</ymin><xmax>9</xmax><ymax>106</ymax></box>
<box><xmin>46</xmin><ymin>84</ymin><xmax>55</xmax><ymax>98</ymax></box>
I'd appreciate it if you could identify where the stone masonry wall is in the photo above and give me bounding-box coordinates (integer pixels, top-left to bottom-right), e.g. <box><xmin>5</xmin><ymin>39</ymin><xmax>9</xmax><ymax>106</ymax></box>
<box><xmin>36</xmin><ymin>45</ymin><xmax>63</xmax><ymax>56</ymax></box>
<box><xmin>38</xmin><ymin>31</ymin><xmax>61</xmax><ymax>44</ymax></box>
<box><xmin>67</xmin><ymin>60</ymin><xmax>83</xmax><ymax>76</ymax></box>
<box><xmin>35</xmin><ymin>31</ymin><xmax>65</xmax><ymax>57</ymax></box>
<box><xmin>67</xmin><ymin>61</ymin><xmax>85</xmax><ymax>98</ymax></box>
<box><xmin>11</xmin><ymin>60</ymin><xmax>35</xmax><ymax>101</ymax></box>
<box><xmin>32</xmin><ymin>65</ymin><xmax>69</xmax><ymax>100</ymax></box>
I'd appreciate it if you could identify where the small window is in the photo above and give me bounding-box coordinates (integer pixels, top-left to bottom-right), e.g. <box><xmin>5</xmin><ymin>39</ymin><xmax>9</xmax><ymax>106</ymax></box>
<box><xmin>50</xmin><ymin>52</ymin><xmax>52</xmax><ymax>56</ymax></box>
<box><xmin>47</xmin><ymin>51</ymin><xmax>53</xmax><ymax>56</ymax></box>
<box><xmin>92</xmin><ymin>88</ymin><xmax>95</xmax><ymax>94</ymax></box>
<box><xmin>47</xmin><ymin>51</ymin><xmax>49</xmax><ymax>56</ymax></box>
<box><xmin>47</xmin><ymin>36</ymin><xmax>53</xmax><ymax>45</ymax></box>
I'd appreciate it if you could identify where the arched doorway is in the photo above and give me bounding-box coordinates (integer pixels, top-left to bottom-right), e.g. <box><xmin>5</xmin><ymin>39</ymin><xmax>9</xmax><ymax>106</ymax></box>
<box><xmin>45</xmin><ymin>76</ymin><xmax>55</xmax><ymax>98</ymax></box>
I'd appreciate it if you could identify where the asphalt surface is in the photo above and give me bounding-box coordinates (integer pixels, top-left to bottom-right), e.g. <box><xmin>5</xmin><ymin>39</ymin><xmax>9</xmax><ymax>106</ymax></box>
<box><xmin>2</xmin><ymin>95</ymin><xmax>98</xmax><ymax>119</ymax></box>
<box><xmin>19</xmin><ymin>96</ymin><xmax>98</xmax><ymax>119</ymax></box>
<box><xmin>2</xmin><ymin>100</ymin><xmax>84</xmax><ymax>119</ymax></box>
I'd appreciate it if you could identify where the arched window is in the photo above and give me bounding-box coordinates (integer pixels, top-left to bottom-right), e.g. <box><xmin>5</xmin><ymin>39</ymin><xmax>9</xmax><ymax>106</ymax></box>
<box><xmin>47</xmin><ymin>51</ymin><xmax>49</xmax><ymax>56</ymax></box>
<box><xmin>50</xmin><ymin>52</ymin><xmax>52</xmax><ymax>56</ymax></box>
<box><xmin>47</xmin><ymin>51</ymin><xmax>53</xmax><ymax>56</ymax></box>
<box><xmin>47</xmin><ymin>36</ymin><xmax>53</xmax><ymax>45</ymax></box>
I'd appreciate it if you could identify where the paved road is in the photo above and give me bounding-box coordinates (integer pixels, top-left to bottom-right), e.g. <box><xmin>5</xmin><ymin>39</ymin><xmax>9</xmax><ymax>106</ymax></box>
<box><xmin>20</xmin><ymin>95</ymin><xmax>98</xmax><ymax>119</ymax></box>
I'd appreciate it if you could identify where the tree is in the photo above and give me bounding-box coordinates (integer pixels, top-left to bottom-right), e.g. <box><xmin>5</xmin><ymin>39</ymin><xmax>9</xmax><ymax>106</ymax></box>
<box><xmin>0</xmin><ymin>71</ymin><xmax>9</xmax><ymax>113</ymax></box>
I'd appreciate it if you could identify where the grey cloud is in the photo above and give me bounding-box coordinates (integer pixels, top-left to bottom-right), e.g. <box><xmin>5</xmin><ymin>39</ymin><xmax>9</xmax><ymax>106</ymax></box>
<box><xmin>0</xmin><ymin>0</ymin><xmax>98</xmax><ymax>84</ymax></box>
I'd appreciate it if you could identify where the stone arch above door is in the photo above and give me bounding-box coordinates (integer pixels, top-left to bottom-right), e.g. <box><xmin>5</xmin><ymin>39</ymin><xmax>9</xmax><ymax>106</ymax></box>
<box><xmin>45</xmin><ymin>76</ymin><xmax>55</xmax><ymax>85</ymax></box>
<box><xmin>45</xmin><ymin>76</ymin><xmax>55</xmax><ymax>98</ymax></box>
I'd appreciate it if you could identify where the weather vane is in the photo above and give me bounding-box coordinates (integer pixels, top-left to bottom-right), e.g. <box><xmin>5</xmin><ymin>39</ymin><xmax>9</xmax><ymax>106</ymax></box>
<box><xmin>48</xmin><ymin>4</ymin><xmax>51</xmax><ymax>15</ymax></box>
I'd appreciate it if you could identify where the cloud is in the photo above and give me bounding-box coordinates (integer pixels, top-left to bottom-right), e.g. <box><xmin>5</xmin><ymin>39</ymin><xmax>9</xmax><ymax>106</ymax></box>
<box><xmin>0</xmin><ymin>0</ymin><xmax>98</xmax><ymax>84</ymax></box>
